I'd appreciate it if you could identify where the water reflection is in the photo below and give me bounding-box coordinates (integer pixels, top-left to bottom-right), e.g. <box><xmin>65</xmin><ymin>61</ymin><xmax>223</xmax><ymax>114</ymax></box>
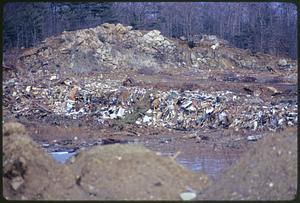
<box><xmin>158</xmin><ymin>151</ymin><xmax>239</xmax><ymax>180</ymax></box>
<box><xmin>177</xmin><ymin>156</ymin><xmax>238</xmax><ymax>179</ymax></box>
<box><xmin>51</xmin><ymin>151</ymin><xmax>77</xmax><ymax>164</ymax></box>
<box><xmin>49</xmin><ymin>146</ymin><xmax>240</xmax><ymax>179</ymax></box>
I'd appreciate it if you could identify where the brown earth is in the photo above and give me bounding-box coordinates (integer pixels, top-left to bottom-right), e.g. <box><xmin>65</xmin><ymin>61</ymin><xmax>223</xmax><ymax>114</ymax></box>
<box><xmin>2</xmin><ymin>122</ymin><xmax>297</xmax><ymax>200</ymax></box>
<box><xmin>3</xmin><ymin>122</ymin><xmax>211</xmax><ymax>200</ymax></box>
<box><xmin>198</xmin><ymin>127</ymin><xmax>297</xmax><ymax>200</ymax></box>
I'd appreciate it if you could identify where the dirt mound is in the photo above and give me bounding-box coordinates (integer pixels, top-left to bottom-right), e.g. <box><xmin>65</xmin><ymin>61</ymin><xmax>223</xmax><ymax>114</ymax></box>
<box><xmin>198</xmin><ymin>127</ymin><xmax>297</xmax><ymax>200</ymax></box>
<box><xmin>3</xmin><ymin>122</ymin><xmax>84</xmax><ymax>200</ymax></box>
<box><xmin>7</xmin><ymin>23</ymin><xmax>296</xmax><ymax>76</ymax></box>
<box><xmin>3</xmin><ymin>122</ymin><xmax>211</xmax><ymax>200</ymax></box>
<box><xmin>69</xmin><ymin>144</ymin><xmax>211</xmax><ymax>200</ymax></box>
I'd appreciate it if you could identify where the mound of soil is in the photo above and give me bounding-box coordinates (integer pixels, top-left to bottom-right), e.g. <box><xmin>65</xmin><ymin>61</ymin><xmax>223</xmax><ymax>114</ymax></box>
<box><xmin>69</xmin><ymin>144</ymin><xmax>211</xmax><ymax>200</ymax></box>
<box><xmin>198</xmin><ymin>127</ymin><xmax>297</xmax><ymax>200</ymax></box>
<box><xmin>3</xmin><ymin>122</ymin><xmax>84</xmax><ymax>200</ymax></box>
<box><xmin>3</xmin><ymin>122</ymin><xmax>211</xmax><ymax>200</ymax></box>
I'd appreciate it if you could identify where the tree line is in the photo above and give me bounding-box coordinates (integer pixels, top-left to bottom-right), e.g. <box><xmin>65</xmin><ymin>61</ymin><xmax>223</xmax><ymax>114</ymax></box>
<box><xmin>3</xmin><ymin>2</ymin><xmax>297</xmax><ymax>59</ymax></box>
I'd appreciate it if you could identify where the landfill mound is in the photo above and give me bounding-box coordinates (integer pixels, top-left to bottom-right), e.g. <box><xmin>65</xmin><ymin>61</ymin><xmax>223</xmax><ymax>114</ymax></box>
<box><xmin>3</xmin><ymin>23</ymin><xmax>297</xmax><ymax>133</ymax></box>
<box><xmin>198</xmin><ymin>127</ymin><xmax>297</xmax><ymax>200</ymax></box>
<box><xmin>3</xmin><ymin>122</ymin><xmax>211</xmax><ymax>200</ymax></box>
<box><xmin>6</xmin><ymin>23</ymin><xmax>297</xmax><ymax>73</ymax></box>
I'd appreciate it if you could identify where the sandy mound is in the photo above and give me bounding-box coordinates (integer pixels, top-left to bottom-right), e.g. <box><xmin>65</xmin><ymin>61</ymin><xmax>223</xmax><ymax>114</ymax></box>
<box><xmin>198</xmin><ymin>127</ymin><xmax>297</xmax><ymax>200</ymax></box>
<box><xmin>3</xmin><ymin>122</ymin><xmax>85</xmax><ymax>200</ymax></box>
<box><xmin>69</xmin><ymin>144</ymin><xmax>211</xmax><ymax>200</ymax></box>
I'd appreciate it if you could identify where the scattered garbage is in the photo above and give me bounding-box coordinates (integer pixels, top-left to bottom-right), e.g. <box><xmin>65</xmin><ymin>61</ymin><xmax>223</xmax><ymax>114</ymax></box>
<box><xmin>3</xmin><ymin>70</ymin><xmax>297</xmax><ymax>132</ymax></box>
<box><xmin>2</xmin><ymin>23</ymin><xmax>297</xmax><ymax>133</ymax></box>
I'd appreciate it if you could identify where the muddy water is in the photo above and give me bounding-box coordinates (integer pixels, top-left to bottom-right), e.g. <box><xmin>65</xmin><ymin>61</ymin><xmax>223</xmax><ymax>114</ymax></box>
<box><xmin>154</xmin><ymin>151</ymin><xmax>240</xmax><ymax>180</ymax></box>
<box><xmin>51</xmin><ymin>152</ymin><xmax>77</xmax><ymax>164</ymax></box>
<box><xmin>177</xmin><ymin>155</ymin><xmax>239</xmax><ymax>180</ymax></box>
<box><xmin>49</xmin><ymin>145</ymin><xmax>240</xmax><ymax>180</ymax></box>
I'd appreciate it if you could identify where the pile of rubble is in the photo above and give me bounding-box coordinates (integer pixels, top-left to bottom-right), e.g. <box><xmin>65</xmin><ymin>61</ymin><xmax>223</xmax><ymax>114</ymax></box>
<box><xmin>11</xmin><ymin>23</ymin><xmax>297</xmax><ymax>75</ymax></box>
<box><xmin>3</xmin><ymin>69</ymin><xmax>297</xmax><ymax>132</ymax></box>
<box><xmin>17</xmin><ymin>23</ymin><xmax>177</xmax><ymax>74</ymax></box>
<box><xmin>3</xmin><ymin>23</ymin><xmax>297</xmax><ymax>132</ymax></box>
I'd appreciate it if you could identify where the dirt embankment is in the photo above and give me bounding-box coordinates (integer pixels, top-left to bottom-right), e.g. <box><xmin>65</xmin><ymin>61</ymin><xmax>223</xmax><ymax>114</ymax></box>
<box><xmin>3</xmin><ymin>122</ymin><xmax>211</xmax><ymax>200</ymax></box>
<box><xmin>198</xmin><ymin>127</ymin><xmax>297</xmax><ymax>200</ymax></box>
<box><xmin>3</xmin><ymin>122</ymin><xmax>297</xmax><ymax>200</ymax></box>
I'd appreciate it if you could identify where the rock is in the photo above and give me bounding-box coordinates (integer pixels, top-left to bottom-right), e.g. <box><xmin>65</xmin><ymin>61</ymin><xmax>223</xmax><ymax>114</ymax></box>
<box><xmin>11</xmin><ymin>176</ymin><xmax>24</xmax><ymax>191</ymax></box>
<box><xmin>278</xmin><ymin>59</ymin><xmax>288</xmax><ymax>66</ymax></box>
<box><xmin>180</xmin><ymin>192</ymin><xmax>197</xmax><ymax>200</ymax></box>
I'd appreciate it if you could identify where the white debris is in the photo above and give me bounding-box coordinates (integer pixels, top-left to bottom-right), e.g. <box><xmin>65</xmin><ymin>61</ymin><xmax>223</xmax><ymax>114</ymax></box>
<box><xmin>278</xmin><ymin>59</ymin><xmax>288</xmax><ymax>66</ymax></box>
<box><xmin>66</xmin><ymin>99</ymin><xmax>75</xmax><ymax>113</ymax></box>
<box><xmin>143</xmin><ymin>115</ymin><xmax>152</xmax><ymax>123</ymax></box>
<box><xmin>211</xmin><ymin>42</ymin><xmax>219</xmax><ymax>50</ymax></box>
<box><xmin>247</xmin><ymin>134</ymin><xmax>263</xmax><ymax>141</ymax></box>
<box><xmin>117</xmin><ymin>107</ymin><xmax>125</xmax><ymax>118</ymax></box>
<box><xmin>50</xmin><ymin>75</ymin><xmax>57</xmax><ymax>80</ymax></box>
<box><xmin>109</xmin><ymin>112</ymin><xmax>117</xmax><ymax>119</ymax></box>
<box><xmin>26</xmin><ymin>86</ymin><xmax>31</xmax><ymax>93</ymax></box>
<box><xmin>206</xmin><ymin>107</ymin><xmax>214</xmax><ymax>114</ymax></box>
<box><xmin>146</xmin><ymin>109</ymin><xmax>153</xmax><ymax>114</ymax></box>
<box><xmin>180</xmin><ymin>192</ymin><xmax>197</xmax><ymax>200</ymax></box>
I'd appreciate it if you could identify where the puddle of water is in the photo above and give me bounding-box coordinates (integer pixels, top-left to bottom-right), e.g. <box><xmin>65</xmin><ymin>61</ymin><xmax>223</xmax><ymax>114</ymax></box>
<box><xmin>48</xmin><ymin>142</ymin><xmax>239</xmax><ymax>180</ymax></box>
<box><xmin>48</xmin><ymin>139</ymin><xmax>136</xmax><ymax>164</ymax></box>
<box><xmin>177</xmin><ymin>156</ymin><xmax>238</xmax><ymax>180</ymax></box>
<box><xmin>158</xmin><ymin>151</ymin><xmax>239</xmax><ymax>180</ymax></box>
<box><xmin>51</xmin><ymin>152</ymin><xmax>77</xmax><ymax>164</ymax></box>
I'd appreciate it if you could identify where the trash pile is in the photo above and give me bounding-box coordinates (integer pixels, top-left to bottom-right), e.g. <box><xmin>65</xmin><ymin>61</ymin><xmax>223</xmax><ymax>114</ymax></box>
<box><xmin>17</xmin><ymin>23</ymin><xmax>178</xmax><ymax>74</ymax></box>
<box><xmin>3</xmin><ymin>23</ymin><xmax>297</xmax><ymax>132</ymax></box>
<box><xmin>3</xmin><ymin>69</ymin><xmax>297</xmax><ymax>132</ymax></box>
<box><xmin>12</xmin><ymin>23</ymin><xmax>297</xmax><ymax>75</ymax></box>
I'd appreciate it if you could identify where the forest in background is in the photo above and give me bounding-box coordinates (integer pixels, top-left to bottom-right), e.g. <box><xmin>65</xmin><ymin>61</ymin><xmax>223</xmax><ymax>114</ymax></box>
<box><xmin>3</xmin><ymin>2</ymin><xmax>297</xmax><ymax>59</ymax></box>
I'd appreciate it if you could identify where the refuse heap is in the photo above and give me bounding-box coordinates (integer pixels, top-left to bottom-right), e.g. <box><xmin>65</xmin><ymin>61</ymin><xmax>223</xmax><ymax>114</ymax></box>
<box><xmin>3</xmin><ymin>70</ymin><xmax>297</xmax><ymax>132</ymax></box>
<box><xmin>16</xmin><ymin>23</ymin><xmax>178</xmax><ymax>74</ymax></box>
<box><xmin>13</xmin><ymin>23</ymin><xmax>297</xmax><ymax>74</ymax></box>
<box><xmin>3</xmin><ymin>23</ymin><xmax>297</xmax><ymax>132</ymax></box>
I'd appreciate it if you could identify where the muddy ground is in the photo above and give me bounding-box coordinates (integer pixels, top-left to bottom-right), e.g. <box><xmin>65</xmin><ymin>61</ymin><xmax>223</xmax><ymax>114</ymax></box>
<box><xmin>3</xmin><ymin>66</ymin><xmax>298</xmax><ymax>200</ymax></box>
<box><xmin>3</xmin><ymin>121</ymin><xmax>297</xmax><ymax>200</ymax></box>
